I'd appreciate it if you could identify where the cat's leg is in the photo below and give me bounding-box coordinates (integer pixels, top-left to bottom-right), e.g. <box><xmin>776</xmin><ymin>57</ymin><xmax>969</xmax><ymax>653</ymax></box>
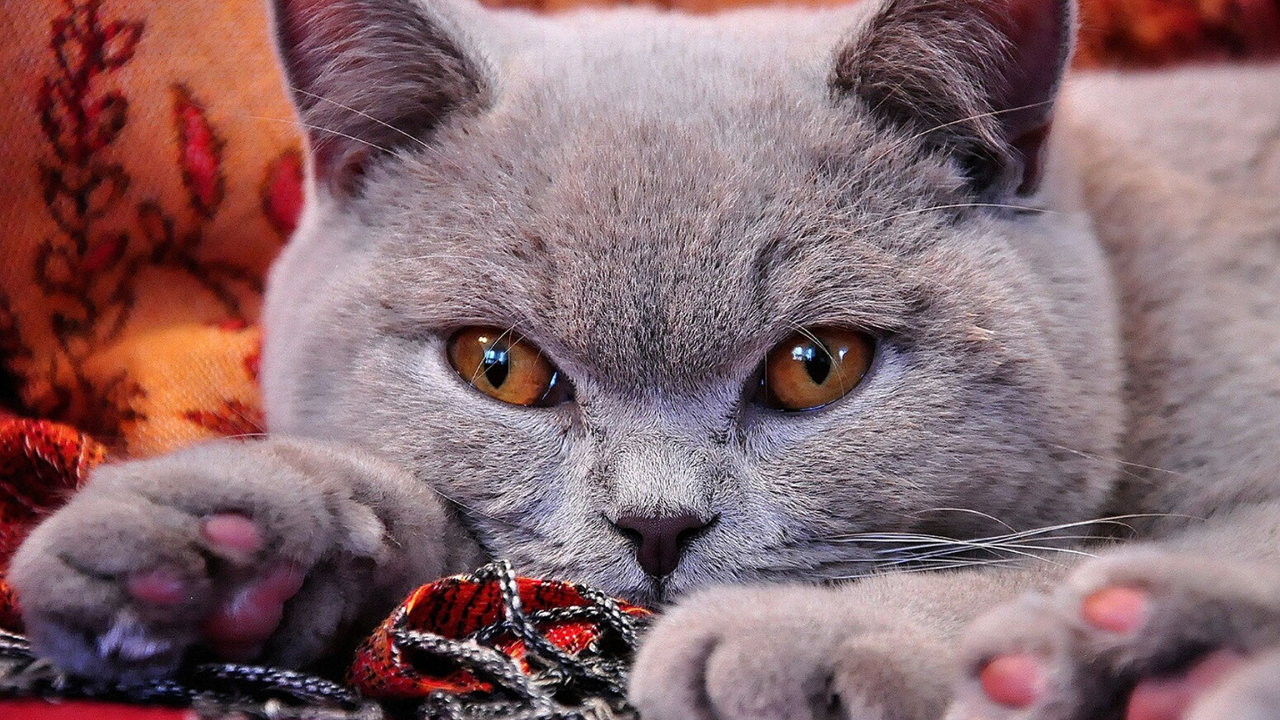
<box><xmin>949</xmin><ymin>502</ymin><xmax>1280</xmax><ymax>720</ymax></box>
<box><xmin>8</xmin><ymin>437</ymin><xmax>483</xmax><ymax>684</ymax></box>
<box><xmin>630</xmin><ymin>564</ymin><xmax>1067</xmax><ymax>720</ymax></box>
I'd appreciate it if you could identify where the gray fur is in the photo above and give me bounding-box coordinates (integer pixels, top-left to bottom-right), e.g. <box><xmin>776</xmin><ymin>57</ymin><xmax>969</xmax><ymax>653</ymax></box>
<box><xmin>9</xmin><ymin>0</ymin><xmax>1280</xmax><ymax>716</ymax></box>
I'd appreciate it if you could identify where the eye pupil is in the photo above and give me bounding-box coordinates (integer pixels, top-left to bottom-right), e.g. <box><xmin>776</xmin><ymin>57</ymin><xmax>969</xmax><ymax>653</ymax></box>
<box><xmin>482</xmin><ymin>345</ymin><xmax>509</xmax><ymax>388</ymax></box>
<box><xmin>760</xmin><ymin>328</ymin><xmax>873</xmax><ymax>412</ymax></box>
<box><xmin>447</xmin><ymin>327</ymin><xmax>567</xmax><ymax>407</ymax></box>
<box><xmin>799</xmin><ymin>344</ymin><xmax>831</xmax><ymax>385</ymax></box>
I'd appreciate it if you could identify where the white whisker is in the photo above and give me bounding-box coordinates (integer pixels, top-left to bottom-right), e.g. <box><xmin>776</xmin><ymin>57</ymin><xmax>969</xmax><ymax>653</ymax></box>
<box><xmin>249</xmin><ymin>114</ymin><xmax>394</xmax><ymax>154</ymax></box>
<box><xmin>288</xmin><ymin>86</ymin><xmax>432</xmax><ymax>151</ymax></box>
<box><xmin>865</xmin><ymin>99</ymin><xmax>1057</xmax><ymax>170</ymax></box>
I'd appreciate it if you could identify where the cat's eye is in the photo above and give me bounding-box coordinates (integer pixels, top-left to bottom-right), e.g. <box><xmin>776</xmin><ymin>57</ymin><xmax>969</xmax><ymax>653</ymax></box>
<box><xmin>447</xmin><ymin>327</ymin><xmax>567</xmax><ymax>407</ymax></box>
<box><xmin>758</xmin><ymin>328</ymin><xmax>874</xmax><ymax>411</ymax></box>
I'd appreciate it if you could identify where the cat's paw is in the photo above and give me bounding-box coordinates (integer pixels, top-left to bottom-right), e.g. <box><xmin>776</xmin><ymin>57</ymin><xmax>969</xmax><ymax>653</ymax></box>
<box><xmin>8</xmin><ymin>441</ymin><xmax>405</xmax><ymax>684</ymax></box>
<box><xmin>948</xmin><ymin>548</ymin><xmax>1280</xmax><ymax>720</ymax></box>
<box><xmin>629</xmin><ymin>584</ymin><xmax>952</xmax><ymax>720</ymax></box>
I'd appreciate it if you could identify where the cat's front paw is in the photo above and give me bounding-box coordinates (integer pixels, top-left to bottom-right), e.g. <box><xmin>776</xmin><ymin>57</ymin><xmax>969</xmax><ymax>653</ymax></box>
<box><xmin>8</xmin><ymin>441</ymin><xmax>409</xmax><ymax>684</ymax></box>
<box><xmin>630</xmin><ymin>584</ymin><xmax>952</xmax><ymax>720</ymax></box>
<box><xmin>949</xmin><ymin>548</ymin><xmax>1280</xmax><ymax>720</ymax></box>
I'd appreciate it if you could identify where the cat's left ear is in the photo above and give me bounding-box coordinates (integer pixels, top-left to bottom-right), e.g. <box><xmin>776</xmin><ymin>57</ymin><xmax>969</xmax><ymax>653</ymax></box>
<box><xmin>832</xmin><ymin>0</ymin><xmax>1074</xmax><ymax>197</ymax></box>
<box><xmin>268</xmin><ymin>0</ymin><xmax>487</xmax><ymax>200</ymax></box>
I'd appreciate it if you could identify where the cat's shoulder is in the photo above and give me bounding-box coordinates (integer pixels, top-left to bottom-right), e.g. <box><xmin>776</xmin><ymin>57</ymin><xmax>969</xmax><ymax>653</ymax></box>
<box><xmin>1063</xmin><ymin>63</ymin><xmax>1280</xmax><ymax>192</ymax></box>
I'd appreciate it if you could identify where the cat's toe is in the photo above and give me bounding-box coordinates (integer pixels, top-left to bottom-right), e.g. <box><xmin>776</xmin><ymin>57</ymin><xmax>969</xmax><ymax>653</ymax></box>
<box><xmin>631</xmin><ymin>586</ymin><xmax>849</xmax><ymax>720</ymax></box>
<box><xmin>631</xmin><ymin>585</ymin><xmax>948</xmax><ymax>720</ymax></box>
<box><xmin>1185</xmin><ymin>647</ymin><xmax>1280</xmax><ymax>720</ymax></box>
<box><xmin>950</xmin><ymin>548</ymin><xmax>1280</xmax><ymax>720</ymax></box>
<box><xmin>9</xmin><ymin>463</ymin><xmax>331</xmax><ymax>681</ymax></box>
<box><xmin>948</xmin><ymin>593</ymin><xmax>1087</xmax><ymax>720</ymax></box>
<box><xmin>10</xmin><ymin>497</ymin><xmax>219</xmax><ymax>682</ymax></box>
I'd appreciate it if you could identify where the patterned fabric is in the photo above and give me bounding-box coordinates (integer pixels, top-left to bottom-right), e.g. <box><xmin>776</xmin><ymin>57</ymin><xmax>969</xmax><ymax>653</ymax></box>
<box><xmin>0</xmin><ymin>0</ymin><xmax>296</xmax><ymax>458</ymax></box>
<box><xmin>0</xmin><ymin>562</ymin><xmax>647</xmax><ymax>720</ymax></box>
<box><xmin>0</xmin><ymin>418</ymin><xmax>104</xmax><ymax>628</ymax></box>
<box><xmin>0</xmin><ymin>0</ymin><xmax>1278</xmax><ymax>717</ymax></box>
<box><xmin>352</xmin><ymin>562</ymin><xmax>648</xmax><ymax>709</ymax></box>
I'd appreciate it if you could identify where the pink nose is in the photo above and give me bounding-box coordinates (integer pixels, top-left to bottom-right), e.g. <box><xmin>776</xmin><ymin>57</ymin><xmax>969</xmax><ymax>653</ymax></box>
<box><xmin>612</xmin><ymin>514</ymin><xmax>711</xmax><ymax>577</ymax></box>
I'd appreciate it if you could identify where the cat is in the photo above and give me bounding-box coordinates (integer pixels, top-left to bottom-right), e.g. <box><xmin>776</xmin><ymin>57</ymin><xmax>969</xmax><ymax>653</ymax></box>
<box><xmin>9</xmin><ymin>0</ymin><xmax>1280</xmax><ymax>717</ymax></box>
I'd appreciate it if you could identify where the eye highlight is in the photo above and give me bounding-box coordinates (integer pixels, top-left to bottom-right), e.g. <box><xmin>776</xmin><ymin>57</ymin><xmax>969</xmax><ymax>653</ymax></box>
<box><xmin>758</xmin><ymin>328</ymin><xmax>874</xmax><ymax>411</ymax></box>
<box><xmin>446</xmin><ymin>327</ymin><xmax>567</xmax><ymax>407</ymax></box>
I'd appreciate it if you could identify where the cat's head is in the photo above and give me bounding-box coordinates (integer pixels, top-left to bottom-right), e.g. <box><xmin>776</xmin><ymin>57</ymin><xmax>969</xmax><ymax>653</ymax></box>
<box><xmin>261</xmin><ymin>0</ymin><xmax>1124</xmax><ymax>603</ymax></box>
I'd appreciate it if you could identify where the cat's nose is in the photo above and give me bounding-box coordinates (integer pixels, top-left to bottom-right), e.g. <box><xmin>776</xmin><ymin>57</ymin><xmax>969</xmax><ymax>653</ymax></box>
<box><xmin>612</xmin><ymin>513</ymin><xmax>712</xmax><ymax>577</ymax></box>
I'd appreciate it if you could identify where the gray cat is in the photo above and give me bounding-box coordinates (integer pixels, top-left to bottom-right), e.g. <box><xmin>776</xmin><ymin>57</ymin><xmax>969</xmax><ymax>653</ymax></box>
<box><xmin>10</xmin><ymin>0</ymin><xmax>1280</xmax><ymax>717</ymax></box>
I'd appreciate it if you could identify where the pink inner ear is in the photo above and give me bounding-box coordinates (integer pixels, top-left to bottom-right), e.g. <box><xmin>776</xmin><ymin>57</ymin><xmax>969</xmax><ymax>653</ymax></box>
<box><xmin>983</xmin><ymin>0</ymin><xmax>1073</xmax><ymax>137</ymax></box>
<box><xmin>978</xmin><ymin>0</ymin><xmax>1073</xmax><ymax>193</ymax></box>
<box><xmin>272</xmin><ymin>0</ymin><xmax>365</xmax><ymax>88</ymax></box>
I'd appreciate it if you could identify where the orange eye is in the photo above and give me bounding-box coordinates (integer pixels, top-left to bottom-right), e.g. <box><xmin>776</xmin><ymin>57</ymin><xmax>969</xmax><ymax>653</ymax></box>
<box><xmin>760</xmin><ymin>328</ymin><xmax>874</xmax><ymax>411</ymax></box>
<box><xmin>447</xmin><ymin>327</ymin><xmax>564</xmax><ymax>407</ymax></box>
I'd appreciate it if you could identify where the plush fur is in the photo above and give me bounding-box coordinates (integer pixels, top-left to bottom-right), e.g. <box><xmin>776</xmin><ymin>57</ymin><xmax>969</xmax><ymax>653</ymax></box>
<box><xmin>9</xmin><ymin>0</ymin><xmax>1280</xmax><ymax>717</ymax></box>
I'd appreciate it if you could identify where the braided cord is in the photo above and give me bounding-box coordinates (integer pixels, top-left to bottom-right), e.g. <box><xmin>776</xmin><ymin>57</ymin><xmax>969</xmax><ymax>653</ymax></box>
<box><xmin>0</xmin><ymin>562</ymin><xmax>647</xmax><ymax>720</ymax></box>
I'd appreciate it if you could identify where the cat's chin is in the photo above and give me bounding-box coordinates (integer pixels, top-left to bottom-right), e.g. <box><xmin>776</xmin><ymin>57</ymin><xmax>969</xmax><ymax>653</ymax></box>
<box><xmin>566</xmin><ymin>572</ymin><xmax>684</xmax><ymax>609</ymax></box>
<box><xmin>608</xmin><ymin>573</ymin><xmax>719</xmax><ymax>609</ymax></box>
<box><xmin>584</xmin><ymin>577</ymin><xmax>666</xmax><ymax>608</ymax></box>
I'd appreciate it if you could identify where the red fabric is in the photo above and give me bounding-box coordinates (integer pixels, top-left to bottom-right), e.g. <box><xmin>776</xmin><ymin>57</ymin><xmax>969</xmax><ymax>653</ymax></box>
<box><xmin>0</xmin><ymin>700</ymin><xmax>193</xmax><ymax>720</ymax></box>
<box><xmin>351</xmin><ymin>573</ymin><xmax>649</xmax><ymax>699</ymax></box>
<box><xmin>0</xmin><ymin>419</ymin><xmax>105</xmax><ymax>628</ymax></box>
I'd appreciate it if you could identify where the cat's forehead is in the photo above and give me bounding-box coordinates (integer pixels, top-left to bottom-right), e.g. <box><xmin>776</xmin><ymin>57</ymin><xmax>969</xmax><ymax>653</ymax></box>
<box><xmin>370</xmin><ymin>7</ymin><xmax>970</xmax><ymax>387</ymax></box>
<box><xmin>486</xmin><ymin>10</ymin><xmax>864</xmax><ymax>133</ymax></box>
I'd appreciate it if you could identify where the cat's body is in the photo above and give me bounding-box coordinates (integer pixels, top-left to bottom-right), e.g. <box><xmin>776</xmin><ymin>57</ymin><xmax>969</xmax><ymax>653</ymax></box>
<box><xmin>1064</xmin><ymin>64</ymin><xmax>1280</xmax><ymax>530</ymax></box>
<box><xmin>10</xmin><ymin>0</ymin><xmax>1280</xmax><ymax>717</ymax></box>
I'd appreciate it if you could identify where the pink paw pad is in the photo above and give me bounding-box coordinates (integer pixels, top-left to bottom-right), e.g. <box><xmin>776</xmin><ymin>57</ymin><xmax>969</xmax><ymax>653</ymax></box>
<box><xmin>127</xmin><ymin>569</ymin><xmax>191</xmax><ymax>606</ymax></box>
<box><xmin>201</xmin><ymin>514</ymin><xmax>263</xmax><ymax>560</ymax></box>
<box><xmin>979</xmin><ymin>653</ymin><xmax>1045</xmax><ymax>708</ymax></box>
<box><xmin>201</xmin><ymin>562</ymin><xmax>306</xmax><ymax>661</ymax></box>
<box><xmin>1125</xmin><ymin>651</ymin><xmax>1246</xmax><ymax>720</ymax></box>
<box><xmin>1082</xmin><ymin>586</ymin><xmax>1149</xmax><ymax>634</ymax></box>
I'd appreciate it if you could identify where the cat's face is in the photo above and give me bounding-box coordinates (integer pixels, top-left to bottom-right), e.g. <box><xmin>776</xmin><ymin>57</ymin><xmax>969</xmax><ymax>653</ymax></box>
<box><xmin>262</xmin><ymin>0</ymin><xmax>1125</xmax><ymax>603</ymax></box>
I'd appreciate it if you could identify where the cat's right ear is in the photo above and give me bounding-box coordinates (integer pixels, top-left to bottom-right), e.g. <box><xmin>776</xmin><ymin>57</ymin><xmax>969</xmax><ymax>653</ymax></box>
<box><xmin>832</xmin><ymin>0</ymin><xmax>1074</xmax><ymax>198</ymax></box>
<box><xmin>268</xmin><ymin>0</ymin><xmax>487</xmax><ymax>199</ymax></box>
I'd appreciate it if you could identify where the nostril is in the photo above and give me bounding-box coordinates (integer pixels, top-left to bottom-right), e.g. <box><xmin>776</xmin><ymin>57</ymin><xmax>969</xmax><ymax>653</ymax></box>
<box><xmin>615</xmin><ymin>524</ymin><xmax>643</xmax><ymax>547</ymax></box>
<box><xmin>676</xmin><ymin>514</ymin><xmax>717</xmax><ymax>546</ymax></box>
<box><xmin>611</xmin><ymin>513</ymin><xmax>715</xmax><ymax>578</ymax></box>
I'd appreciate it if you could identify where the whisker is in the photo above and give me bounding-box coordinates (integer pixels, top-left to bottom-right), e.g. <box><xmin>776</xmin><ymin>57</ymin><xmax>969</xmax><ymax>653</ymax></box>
<box><xmin>829</xmin><ymin>557</ymin><xmax>1018</xmax><ymax>581</ymax></box>
<box><xmin>1047</xmin><ymin>442</ymin><xmax>1192</xmax><ymax>479</ymax></box>
<box><xmin>865</xmin><ymin>99</ymin><xmax>1057</xmax><ymax>170</ymax></box>
<box><xmin>872</xmin><ymin>536</ymin><xmax>1069</xmax><ymax>566</ymax></box>
<box><xmin>853</xmin><ymin>203</ymin><xmax>1056</xmax><ymax>236</ymax></box>
<box><xmin>248</xmin><ymin>114</ymin><xmax>394</xmax><ymax>154</ymax></box>
<box><xmin>865</xmin><ymin>534</ymin><xmax>1110</xmax><ymax>556</ymax></box>
<box><xmin>218</xmin><ymin>432</ymin><xmax>271</xmax><ymax>441</ymax></box>
<box><xmin>288</xmin><ymin>86</ymin><xmax>432</xmax><ymax>151</ymax></box>
<box><xmin>906</xmin><ymin>506</ymin><xmax>1017</xmax><ymax>533</ymax></box>
<box><xmin>833</xmin><ymin>514</ymin><xmax>1189</xmax><ymax>547</ymax></box>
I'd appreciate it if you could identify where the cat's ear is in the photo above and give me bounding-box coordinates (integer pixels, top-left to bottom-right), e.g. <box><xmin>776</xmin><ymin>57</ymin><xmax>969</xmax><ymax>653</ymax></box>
<box><xmin>832</xmin><ymin>0</ymin><xmax>1074</xmax><ymax>197</ymax></box>
<box><xmin>268</xmin><ymin>0</ymin><xmax>486</xmax><ymax>198</ymax></box>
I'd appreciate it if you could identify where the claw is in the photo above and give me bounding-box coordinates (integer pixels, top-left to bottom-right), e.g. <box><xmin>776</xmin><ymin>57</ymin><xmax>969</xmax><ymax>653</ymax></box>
<box><xmin>97</xmin><ymin>613</ymin><xmax>174</xmax><ymax>663</ymax></box>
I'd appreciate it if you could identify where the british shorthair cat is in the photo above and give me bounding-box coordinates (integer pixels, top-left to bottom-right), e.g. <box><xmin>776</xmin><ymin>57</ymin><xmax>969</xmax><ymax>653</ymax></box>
<box><xmin>10</xmin><ymin>0</ymin><xmax>1280</xmax><ymax>717</ymax></box>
